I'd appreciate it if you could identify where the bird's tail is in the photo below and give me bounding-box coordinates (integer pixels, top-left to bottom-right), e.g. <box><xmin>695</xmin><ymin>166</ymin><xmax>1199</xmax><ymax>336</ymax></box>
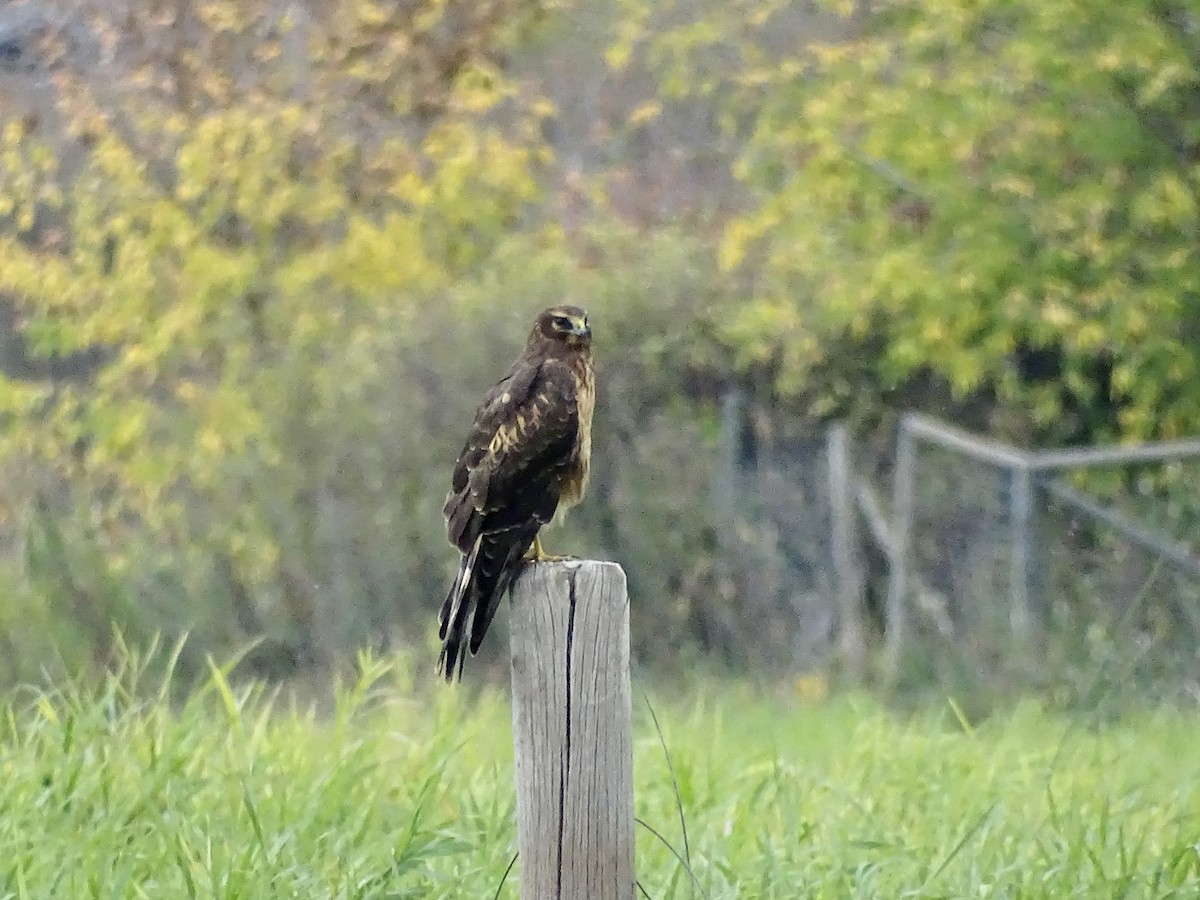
<box><xmin>437</xmin><ymin>534</ymin><xmax>529</xmax><ymax>681</ymax></box>
<box><xmin>437</xmin><ymin>537</ymin><xmax>482</xmax><ymax>681</ymax></box>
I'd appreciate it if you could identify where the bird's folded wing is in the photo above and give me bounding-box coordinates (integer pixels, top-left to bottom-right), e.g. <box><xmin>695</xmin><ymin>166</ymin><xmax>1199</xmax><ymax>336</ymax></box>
<box><xmin>444</xmin><ymin>358</ymin><xmax>579</xmax><ymax>548</ymax></box>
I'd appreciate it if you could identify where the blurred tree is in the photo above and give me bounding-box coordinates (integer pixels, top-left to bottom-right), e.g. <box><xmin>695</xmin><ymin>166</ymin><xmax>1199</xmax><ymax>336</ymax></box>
<box><xmin>719</xmin><ymin>0</ymin><xmax>1200</xmax><ymax>444</ymax></box>
<box><xmin>0</xmin><ymin>0</ymin><xmax>553</xmax><ymax>680</ymax></box>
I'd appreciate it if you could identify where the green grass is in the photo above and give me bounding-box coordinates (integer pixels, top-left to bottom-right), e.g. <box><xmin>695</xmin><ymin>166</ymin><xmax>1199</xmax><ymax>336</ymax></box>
<box><xmin>1</xmin><ymin>647</ymin><xmax>1199</xmax><ymax>898</ymax></box>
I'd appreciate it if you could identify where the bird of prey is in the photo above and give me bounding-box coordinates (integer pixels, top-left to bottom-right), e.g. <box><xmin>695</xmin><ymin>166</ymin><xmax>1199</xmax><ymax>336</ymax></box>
<box><xmin>437</xmin><ymin>305</ymin><xmax>595</xmax><ymax>680</ymax></box>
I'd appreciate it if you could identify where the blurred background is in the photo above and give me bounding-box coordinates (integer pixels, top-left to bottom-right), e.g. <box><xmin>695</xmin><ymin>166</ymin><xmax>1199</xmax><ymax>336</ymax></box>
<box><xmin>0</xmin><ymin>0</ymin><xmax>1197</xmax><ymax>707</ymax></box>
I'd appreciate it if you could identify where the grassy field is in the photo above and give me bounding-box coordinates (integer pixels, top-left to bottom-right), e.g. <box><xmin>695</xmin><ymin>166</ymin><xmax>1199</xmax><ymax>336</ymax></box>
<box><xmin>1</xmin><ymin>649</ymin><xmax>1199</xmax><ymax>899</ymax></box>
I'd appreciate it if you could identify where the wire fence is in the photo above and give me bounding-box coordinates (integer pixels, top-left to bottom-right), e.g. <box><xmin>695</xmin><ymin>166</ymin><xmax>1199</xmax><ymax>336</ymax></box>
<box><xmin>712</xmin><ymin>390</ymin><xmax>840</xmax><ymax>670</ymax></box>
<box><xmin>714</xmin><ymin>401</ymin><xmax>1200</xmax><ymax>699</ymax></box>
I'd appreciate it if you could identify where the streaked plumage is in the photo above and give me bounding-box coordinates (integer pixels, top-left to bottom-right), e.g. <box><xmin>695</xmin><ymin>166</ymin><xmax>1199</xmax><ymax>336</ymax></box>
<box><xmin>437</xmin><ymin>305</ymin><xmax>595</xmax><ymax>680</ymax></box>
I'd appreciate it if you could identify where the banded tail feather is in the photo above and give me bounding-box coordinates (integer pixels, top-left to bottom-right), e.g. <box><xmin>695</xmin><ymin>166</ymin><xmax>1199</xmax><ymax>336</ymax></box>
<box><xmin>436</xmin><ymin>531</ymin><xmax>534</xmax><ymax>681</ymax></box>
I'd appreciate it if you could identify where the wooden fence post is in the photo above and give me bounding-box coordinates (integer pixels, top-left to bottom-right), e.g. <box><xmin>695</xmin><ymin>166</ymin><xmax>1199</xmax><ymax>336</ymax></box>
<box><xmin>826</xmin><ymin>423</ymin><xmax>868</xmax><ymax>677</ymax></box>
<box><xmin>509</xmin><ymin>560</ymin><xmax>634</xmax><ymax>900</ymax></box>
<box><xmin>884</xmin><ymin>418</ymin><xmax>917</xmax><ymax>681</ymax></box>
<box><xmin>1009</xmin><ymin>464</ymin><xmax>1034</xmax><ymax>641</ymax></box>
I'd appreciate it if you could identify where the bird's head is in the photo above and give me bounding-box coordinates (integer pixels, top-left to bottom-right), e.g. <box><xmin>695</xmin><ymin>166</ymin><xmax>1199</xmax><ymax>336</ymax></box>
<box><xmin>532</xmin><ymin>305</ymin><xmax>591</xmax><ymax>349</ymax></box>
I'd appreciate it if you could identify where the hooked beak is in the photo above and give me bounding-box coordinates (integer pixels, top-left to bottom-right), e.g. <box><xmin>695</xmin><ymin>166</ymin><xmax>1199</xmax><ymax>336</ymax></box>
<box><xmin>571</xmin><ymin>320</ymin><xmax>591</xmax><ymax>339</ymax></box>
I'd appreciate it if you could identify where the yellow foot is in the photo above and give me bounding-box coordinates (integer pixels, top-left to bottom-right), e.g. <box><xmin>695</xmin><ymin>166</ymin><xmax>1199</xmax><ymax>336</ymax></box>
<box><xmin>524</xmin><ymin>534</ymin><xmax>579</xmax><ymax>563</ymax></box>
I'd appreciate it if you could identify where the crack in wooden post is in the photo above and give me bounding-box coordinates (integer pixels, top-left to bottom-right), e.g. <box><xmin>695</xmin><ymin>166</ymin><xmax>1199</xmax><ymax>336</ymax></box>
<box><xmin>555</xmin><ymin>569</ymin><xmax>578</xmax><ymax>898</ymax></box>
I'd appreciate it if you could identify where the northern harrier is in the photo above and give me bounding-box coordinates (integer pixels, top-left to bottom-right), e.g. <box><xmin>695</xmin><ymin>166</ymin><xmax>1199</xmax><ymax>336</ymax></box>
<box><xmin>437</xmin><ymin>305</ymin><xmax>595</xmax><ymax>680</ymax></box>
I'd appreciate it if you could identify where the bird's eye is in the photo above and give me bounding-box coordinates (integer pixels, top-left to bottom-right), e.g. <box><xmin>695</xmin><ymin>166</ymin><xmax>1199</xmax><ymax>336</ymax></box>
<box><xmin>553</xmin><ymin>316</ymin><xmax>573</xmax><ymax>331</ymax></box>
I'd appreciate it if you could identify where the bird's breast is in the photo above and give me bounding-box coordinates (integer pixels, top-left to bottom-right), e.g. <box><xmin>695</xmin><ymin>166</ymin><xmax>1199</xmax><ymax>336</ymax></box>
<box><xmin>558</xmin><ymin>355</ymin><xmax>594</xmax><ymax>513</ymax></box>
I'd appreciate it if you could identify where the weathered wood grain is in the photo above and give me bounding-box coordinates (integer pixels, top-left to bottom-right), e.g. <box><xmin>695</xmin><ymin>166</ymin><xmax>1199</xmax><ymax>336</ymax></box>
<box><xmin>509</xmin><ymin>560</ymin><xmax>634</xmax><ymax>900</ymax></box>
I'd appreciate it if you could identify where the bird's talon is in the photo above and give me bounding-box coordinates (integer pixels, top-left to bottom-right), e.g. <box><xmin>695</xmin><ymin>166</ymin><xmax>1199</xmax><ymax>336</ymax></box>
<box><xmin>523</xmin><ymin>534</ymin><xmax>577</xmax><ymax>563</ymax></box>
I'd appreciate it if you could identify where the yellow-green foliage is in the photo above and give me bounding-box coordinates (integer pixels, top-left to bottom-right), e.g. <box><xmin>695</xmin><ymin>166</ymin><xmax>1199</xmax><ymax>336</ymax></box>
<box><xmin>0</xmin><ymin>0</ymin><xmax>728</xmax><ymax>680</ymax></box>
<box><xmin>600</xmin><ymin>0</ymin><xmax>1200</xmax><ymax>438</ymax></box>
<box><xmin>715</xmin><ymin>0</ymin><xmax>1200</xmax><ymax>438</ymax></box>
<box><xmin>0</xmin><ymin>100</ymin><xmax>539</xmax><ymax>517</ymax></box>
<box><xmin>0</xmin><ymin>0</ymin><xmax>556</xmax><ymax>678</ymax></box>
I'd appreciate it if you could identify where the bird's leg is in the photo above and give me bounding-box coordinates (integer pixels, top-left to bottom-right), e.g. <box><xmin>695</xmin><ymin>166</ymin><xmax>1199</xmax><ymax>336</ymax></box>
<box><xmin>528</xmin><ymin>533</ymin><xmax>547</xmax><ymax>560</ymax></box>
<box><xmin>525</xmin><ymin>532</ymin><xmax>578</xmax><ymax>563</ymax></box>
